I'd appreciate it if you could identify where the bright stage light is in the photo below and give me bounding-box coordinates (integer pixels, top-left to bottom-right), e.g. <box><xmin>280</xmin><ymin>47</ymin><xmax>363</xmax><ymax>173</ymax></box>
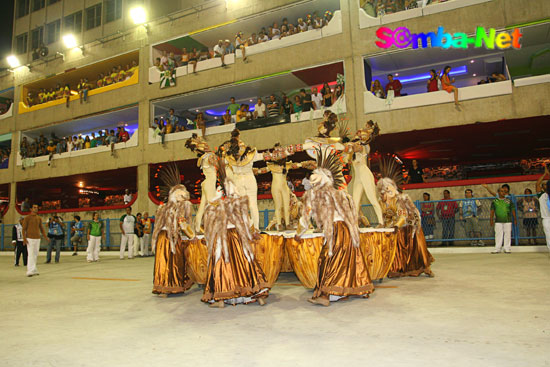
<box><xmin>130</xmin><ymin>6</ymin><xmax>147</xmax><ymax>25</ymax></box>
<box><xmin>7</xmin><ymin>55</ymin><xmax>20</xmax><ymax>68</ymax></box>
<box><xmin>63</xmin><ymin>34</ymin><xmax>78</xmax><ymax>49</ymax></box>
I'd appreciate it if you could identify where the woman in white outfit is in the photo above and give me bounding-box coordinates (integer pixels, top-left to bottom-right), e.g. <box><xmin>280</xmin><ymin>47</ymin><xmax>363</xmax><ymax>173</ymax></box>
<box><xmin>539</xmin><ymin>181</ymin><xmax>550</xmax><ymax>252</ymax></box>
<box><xmin>185</xmin><ymin>134</ymin><xmax>217</xmax><ymax>233</ymax></box>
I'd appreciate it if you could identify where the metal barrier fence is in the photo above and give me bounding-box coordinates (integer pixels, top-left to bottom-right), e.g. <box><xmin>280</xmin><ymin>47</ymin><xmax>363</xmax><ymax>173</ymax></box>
<box><xmin>1</xmin><ymin>194</ymin><xmax>545</xmax><ymax>250</ymax></box>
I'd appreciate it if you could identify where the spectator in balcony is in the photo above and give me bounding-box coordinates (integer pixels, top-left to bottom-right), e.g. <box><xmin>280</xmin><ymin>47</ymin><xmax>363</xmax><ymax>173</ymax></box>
<box><xmin>111</xmin><ymin>67</ymin><xmax>119</xmax><ymax>85</ymax></box>
<box><xmin>21</xmin><ymin>198</ymin><xmax>31</xmax><ymax>212</ymax></box>
<box><xmin>37</xmin><ymin>142</ymin><xmax>47</xmax><ymax>157</ymax></box>
<box><xmin>490</xmin><ymin>187</ymin><xmax>516</xmax><ymax>254</ymax></box>
<box><xmin>117</xmin><ymin>65</ymin><xmax>127</xmax><ymax>82</ymax></box>
<box><xmin>267</xmin><ymin>94</ymin><xmax>280</xmax><ymax>117</ymax></box>
<box><xmin>222</xmin><ymin>109</ymin><xmax>232</xmax><ymax>125</ymax></box>
<box><xmin>280</xmin><ymin>25</ymin><xmax>289</xmax><ymax>38</ymax></box>
<box><xmin>436</xmin><ymin>190</ymin><xmax>458</xmax><ymax>246</ymax></box>
<box><xmin>29</xmin><ymin>142</ymin><xmax>37</xmax><ymax>157</ymax></box>
<box><xmin>194</xmin><ymin>112</ymin><xmax>206</xmax><ymax>137</ymax></box>
<box><xmin>165</xmin><ymin>118</ymin><xmax>174</xmax><ymax>134</ymax></box>
<box><xmin>319</xmin><ymin>83</ymin><xmax>332</xmax><ymax>108</ymax></box>
<box><xmin>90</xmin><ymin>133</ymin><xmax>97</xmax><ymax>148</ymax></box>
<box><xmin>20</xmin><ymin>137</ymin><xmax>29</xmax><ymax>158</ymax></box>
<box><xmin>236</xmin><ymin>104</ymin><xmax>247</xmax><ymax>123</ymax></box>
<box><xmin>281</xmin><ymin>95</ymin><xmax>293</xmax><ymax>115</ymax></box>
<box><xmin>297</xmin><ymin>18</ymin><xmax>307</xmax><ymax>32</ymax></box>
<box><xmin>518</xmin><ymin>188</ymin><xmax>539</xmax><ymax>245</ymax></box>
<box><xmin>333</xmin><ymin>84</ymin><xmax>344</xmax><ymax>103</ymax></box>
<box><xmin>26</xmin><ymin>92</ymin><xmax>35</xmax><ymax>107</ymax></box>
<box><xmin>258</xmin><ymin>31</ymin><xmax>269</xmax><ymax>43</ymax></box>
<box><xmin>441</xmin><ymin>66</ymin><xmax>460</xmax><ymax>106</ymax></box>
<box><xmin>84</xmin><ymin>136</ymin><xmax>91</xmax><ymax>149</ymax></box>
<box><xmin>306</xmin><ymin>15</ymin><xmax>314</xmax><ymax>30</ymax></box>
<box><xmin>404</xmin><ymin>0</ymin><xmax>418</xmax><ymax>9</ymax></box>
<box><xmin>106</xmin><ymin>129</ymin><xmax>117</xmax><ymax>155</ymax></box>
<box><xmin>406</xmin><ymin>159</ymin><xmax>424</xmax><ymax>183</ymax></box>
<box><xmin>97</xmin><ymin>74</ymin><xmax>105</xmax><ymax>88</ymax></box>
<box><xmin>56</xmin><ymin>137</ymin><xmax>67</xmax><ymax>154</ymax></box>
<box><xmin>288</xmin><ymin>24</ymin><xmax>297</xmax><ymax>35</ymax></box>
<box><xmin>96</xmin><ymin>131</ymin><xmax>104</xmax><ymax>146</ymax></box>
<box><xmin>427</xmin><ymin>69</ymin><xmax>440</xmax><ymax>92</ymax></box>
<box><xmin>188</xmin><ymin>48</ymin><xmax>199</xmax><ymax>73</ymax></box>
<box><xmin>66</xmin><ymin>137</ymin><xmax>73</xmax><ymax>152</ymax></box>
<box><xmin>489</xmin><ymin>72</ymin><xmax>507</xmax><ymax>82</ymax></box>
<box><xmin>124</xmin><ymin>189</ymin><xmax>133</xmax><ymax>205</ymax></box>
<box><xmin>385</xmin><ymin>74</ymin><xmax>402</xmax><ymax>98</ymax></box>
<box><xmin>167</xmin><ymin>53</ymin><xmax>177</xmax><ymax>71</ymax></box>
<box><xmin>180</xmin><ymin>48</ymin><xmax>189</xmax><ymax>67</ymax></box>
<box><xmin>46</xmin><ymin>141</ymin><xmax>55</xmax><ymax>165</ymax></box>
<box><xmin>77</xmin><ymin>78</ymin><xmax>89</xmax><ymax>103</ymax></box>
<box><xmin>362</xmin><ymin>0</ymin><xmax>377</xmax><ymax>17</ymax></box>
<box><xmin>213</xmin><ymin>40</ymin><xmax>227</xmax><ymax>67</ymax></box>
<box><xmin>119</xmin><ymin>127</ymin><xmax>130</xmax><ymax>143</ymax></box>
<box><xmin>168</xmin><ymin>108</ymin><xmax>179</xmax><ymax>129</ymax></box>
<box><xmin>371</xmin><ymin>80</ymin><xmax>385</xmax><ymax>98</ymax></box>
<box><xmin>248</xmin><ymin>33</ymin><xmax>258</xmax><ymax>46</ymax></box>
<box><xmin>254</xmin><ymin>98</ymin><xmax>266</xmax><ymax>119</ymax></box>
<box><xmin>314</xmin><ymin>15</ymin><xmax>324</xmax><ymax>29</ymax></box>
<box><xmin>421</xmin><ymin>193</ymin><xmax>435</xmax><ymax>240</ymax></box>
<box><xmin>311</xmin><ymin>87</ymin><xmax>323</xmax><ymax>110</ymax></box>
<box><xmin>227</xmin><ymin>97</ymin><xmax>241</xmax><ymax>119</ymax></box>
<box><xmin>235</xmin><ymin>32</ymin><xmax>247</xmax><ymax>62</ymax></box>
<box><xmin>245</xmin><ymin>104</ymin><xmax>253</xmax><ymax>120</ymax></box>
<box><xmin>459</xmin><ymin>189</ymin><xmax>483</xmax><ymax>246</ymax></box>
<box><xmin>224</xmin><ymin>40</ymin><xmax>235</xmax><ymax>55</ymax></box>
<box><xmin>46</xmin><ymin>214</ymin><xmax>65</xmax><ymax>264</ymax></box>
<box><xmin>300</xmin><ymin>89</ymin><xmax>315</xmax><ymax>112</ymax></box>
<box><xmin>271</xmin><ymin>23</ymin><xmax>281</xmax><ymax>40</ymax></box>
<box><xmin>12</xmin><ymin>217</ymin><xmax>26</xmax><ymax>267</ymax></box>
<box><xmin>37</xmin><ymin>89</ymin><xmax>46</xmax><ymax>104</ymax></box>
<box><xmin>54</xmin><ymin>84</ymin><xmax>63</xmax><ymax>100</ymax></box>
<box><xmin>160</xmin><ymin>51</ymin><xmax>168</xmax><ymax>68</ymax></box>
<box><xmin>293</xmin><ymin>95</ymin><xmax>303</xmax><ymax>113</ymax></box>
<box><xmin>70</xmin><ymin>215</ymin><xmax>84</xmax><ymax>256</ymax></box>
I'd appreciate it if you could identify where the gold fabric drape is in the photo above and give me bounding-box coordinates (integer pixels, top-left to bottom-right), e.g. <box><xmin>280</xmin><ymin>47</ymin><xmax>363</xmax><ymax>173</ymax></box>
<box><xmin>284</xmin><ymin>236</ymin><xmax>324</xmax><ymax>288</ymax></box>
<box><xmin>183</xmin><ymin>238</ymin><xmax>209</xmax><ymax>284</ymax></box>
<box><xmin>201</xmin><ymin>229</ymin><xmax>270</xmax><ymax>303</ymax></box>
<box><xmin>313</xmin><ymin>222</ymin><xmax>374</xmax><ymax>298</ymax></box>
<box><xmin>388</xmin><ymin>227</ymin><xmax>434</xmax><ymax>278</ymax></box>
<box><xmin>252</xmin><ymin>234</ymin><xmax>286</xmax><ymax>287</ymax></box>
<box><xmin>152</xmin><ymin>231</ymin><xmax>193</xmax><ymax>294</ymax></box>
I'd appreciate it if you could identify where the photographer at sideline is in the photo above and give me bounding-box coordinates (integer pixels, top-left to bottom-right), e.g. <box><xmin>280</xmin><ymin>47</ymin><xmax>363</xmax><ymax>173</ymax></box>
<box><xmin>46</xmin><ymin>214</ymin><xmax>65</xmax><ymax>264</ymax></box>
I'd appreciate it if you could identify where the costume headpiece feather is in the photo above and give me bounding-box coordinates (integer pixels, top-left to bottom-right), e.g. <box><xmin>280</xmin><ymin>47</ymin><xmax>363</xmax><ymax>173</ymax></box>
<box><xmin>315</xmin><ymin>147</ymin><xmax>345</xmax><ymax>189</ymax></box>
<box><xmin>158</xmin><ymin>163</ymin><xmax>182</xmax><ymax>202</ymax></box>
<box><xmin>379</xmin><ymin>156</ymin><xmax>404</xmax><ymax>190</ymax></box>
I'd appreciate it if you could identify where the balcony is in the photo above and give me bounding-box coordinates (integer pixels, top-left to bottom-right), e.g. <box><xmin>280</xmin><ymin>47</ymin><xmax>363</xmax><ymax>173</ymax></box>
<box><xmin>358</xmin><ymin>0</ymin><xmax>493</xmax><ymax>29</ymax></box>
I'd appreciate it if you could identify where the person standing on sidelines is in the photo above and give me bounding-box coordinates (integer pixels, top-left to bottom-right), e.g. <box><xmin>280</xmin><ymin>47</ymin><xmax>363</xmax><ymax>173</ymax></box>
<box><xmin>539</xmin><ymin>180</ymin><xmax>550</xmax><ymax>252</ymax></box>
<box><xmin>12</xmin><ymin>217</ymin><xmax>27</xmax><ymax>267</ymax></box>
<box><xmin>490</xmin><ymin>187</ymin><xmax>517</xmax><ymax>254</ymax></box>
<box><xmin>141</xmin><ymin>212</ymin><xmax>152</xmax><ymax>257</ymax></box>
<box><xmin>71</xmin><ymin>215</ymin><xmax>84</xmax><ymax>256</ymax></box>
<box><xmin>134</xmin><ymin>213</ymin><xmax>144</xmax><ymax>257</ymax></box>
<box><xmin>119</xmin><ymin>207</ymin><xmax>136</xmax><ymax>259</ymax></box>
<box><xmin>86</xmin><ymin>212</ymin><xmax>104</xmax><ymax>262</ymax></box>
<box><xmin>46</xmin><ymin>214</ymin><xmax>65</xmax><ymax>264</ymax></box>
<box><xmin>22</xmin><ymin>204</ymin><xmax>47</xmax><ymax>277</ymax></box>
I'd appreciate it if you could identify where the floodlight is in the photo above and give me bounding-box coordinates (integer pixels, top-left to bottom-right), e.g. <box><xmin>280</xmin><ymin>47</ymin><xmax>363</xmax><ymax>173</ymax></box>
<box><xmin>7</xmin><ymin>55</ymin><xmax>20</xmax><ymax>68</ymax></box>
<box><xmin>130</xmin><ymin>6</ymin><xmax>147</xmax><ymax>25</ymax></box>
<box><xmin>63</xmin><ymin>34</ymin><xmax>78</xmax><ymax>49</ymax></box>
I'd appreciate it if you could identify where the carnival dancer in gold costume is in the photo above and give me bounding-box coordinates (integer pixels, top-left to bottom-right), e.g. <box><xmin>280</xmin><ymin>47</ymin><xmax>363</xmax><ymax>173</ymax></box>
<box><xmin>295</xmin><ymin>149</ymin><xmax>374</xmax><ymax>306</ymax></box>
<box><xmin>201</xmin><ymin>158</ymin><xmax>270</xmax><ymax>308</ymax></box>
<box><xmin>185</xmin><ymin>133</ymin><xmax>217</xmax><ymax>233</ymax></box>
<box><xmin>376</xmin><ymin>174</ymin><xmax>434</xmax><ymax>277</ymax></box>
<box><xmin>152</xmin><ymin>163</ymin><xmax>196</xmax><ymax>296</ymax></box>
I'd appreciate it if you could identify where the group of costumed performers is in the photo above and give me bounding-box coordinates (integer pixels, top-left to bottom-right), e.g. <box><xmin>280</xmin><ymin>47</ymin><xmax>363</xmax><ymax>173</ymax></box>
<box><xmin>151</xmin><ymin>110</ymin><xmax>433</xmax><ymax>307</ymax></box>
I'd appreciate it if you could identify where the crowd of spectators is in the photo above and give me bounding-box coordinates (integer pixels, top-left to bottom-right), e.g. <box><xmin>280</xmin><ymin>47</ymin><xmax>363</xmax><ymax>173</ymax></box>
<box><xmin>370</xmin><ymin>68</ymin><xmax>508</xmax><ymax>101</ymax></box>
<box><xmin>151</xmin><ymin>82</ymin><xmax>343</xmax><ymax>142</ymax></box>
<box><xmin>0</xmin><ymin>99</ymin><xmax>13</xmax><ymax>115</ymax></box>
<box><xmin>20</xmin><ymin>126</ymin><xmax>133</xmax><ymax>163</ymax></box>
<box><xmin>154</xmin><ymin>11</ymin><xmax>335</xmax><ymax>74</ymax></box>
<box><xmin>26</xmin><ymin>61</ymin><xmax>138</xmax><ymax>108</ymax></box>
<box><xmin>0</xmin><ymin>147</ymin><xmax>11</xmax><ymax>169</ymax></box>
<box><xmin>361</xmin><ymin>0</ymin><xmax>451</xmax><ymax>17</ymax></box>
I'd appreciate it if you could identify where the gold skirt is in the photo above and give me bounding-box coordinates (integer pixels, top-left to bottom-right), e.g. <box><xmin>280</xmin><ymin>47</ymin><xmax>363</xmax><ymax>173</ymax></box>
<box><xmin>388</xmin><ymin>227</ymin><xmax>434</xmax><ymax>278</ymax></box>
<box><xmin>152</xmin><ymin>231</ymin><xmax>193</xmax><ymax>294</ymax></box>
<box><xmin>313</xmin><ymin>222</ymin><xmax>374</xmax><ymax>298</ymax></box>
<box><xmin>201</xmin><ymin>229</ymin><xmax>270</xmax><ymax>302</ymax></box>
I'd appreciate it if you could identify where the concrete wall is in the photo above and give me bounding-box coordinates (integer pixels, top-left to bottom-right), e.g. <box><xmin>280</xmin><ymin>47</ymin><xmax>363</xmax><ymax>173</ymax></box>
<box><xmin>1</xmin><ymin>0</ymin><xmax>548</xmax><ymax>225</ymax></box>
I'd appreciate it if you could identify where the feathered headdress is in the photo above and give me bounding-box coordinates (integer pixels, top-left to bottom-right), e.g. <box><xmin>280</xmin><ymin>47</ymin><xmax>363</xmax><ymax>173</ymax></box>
<box><xmin>314</xmin><ymin>147</ymin><xmax>345</xmax><ymax>190</ymax></box>
<box><xmin>158</xmin><ymin>163</ymin><xmax>184</xmax><ymax>202</ymax></box>
<box><xmin>379</xmin><ymin>156</ymin><xmax>404</xmax><ymax>190</ymax></box>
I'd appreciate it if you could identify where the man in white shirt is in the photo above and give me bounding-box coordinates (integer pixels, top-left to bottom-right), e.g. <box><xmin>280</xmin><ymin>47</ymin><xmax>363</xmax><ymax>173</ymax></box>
<box><xmin>254</xmin><ymin>98</ymin><xmax>266</xmax><ymax>119</ymax></box>
<box><xmin>123</xmin><ymin>189</ymin><xmax>132</xmax><ymax>205</ymax></box>
<box><xmin>213</xmin><ymin>40</ymin><xmax>227</xmax><ymax>67</ymax></box>
<box><xmin>119</xmin><ymin>207</ymin><xmax>136</xmax><ymax>259</ymax></box>
<box><xmin>311</xmin><ymin>87</ymin><xmax>323</xmax><ymax>110</ymax></box>
<box><xmin>539</xmin><ymin>182</ymin><xmax>550</xmax><ymax>251</ymax></box>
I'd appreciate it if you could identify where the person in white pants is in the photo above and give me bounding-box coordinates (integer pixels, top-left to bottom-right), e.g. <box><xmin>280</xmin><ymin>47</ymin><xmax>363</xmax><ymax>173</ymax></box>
<box><xmin>86</xmin><ymin>212</ymin><xmax>105</xmax><ymax>262</ymax></box>
<box><xmin>538</xmin><ymin>183</ymin><xmax>550</xmax><ymax>252</ymax></box>
<box><xmin>119</xmin><ymin>207</ymin><xmax>136</xmax><ymax>259</ymax></box>
<box><xmin>490</xmin><ymin>188</ymin><xmax>517</xmax><ymax>254</ymax></box>
<box><xmin>22</xmin><ymin>204</ymin><xmax>48</xmax><ymax>277</ymax></box>
<box><xmin>141</xmin><ymin>212</ymin><xmax>152</xmax><ymax>256</ymax></box>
